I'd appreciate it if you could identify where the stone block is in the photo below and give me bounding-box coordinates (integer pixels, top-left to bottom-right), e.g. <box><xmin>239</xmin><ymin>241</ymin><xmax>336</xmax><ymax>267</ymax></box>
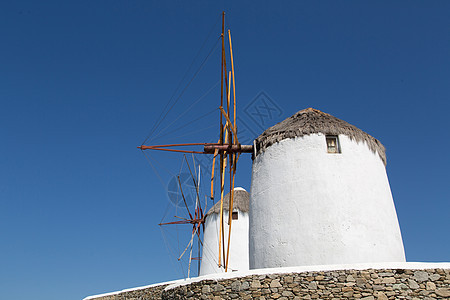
<box><xmin>213</xmin><ymin>283</ymin><xmax>225</xmax><ymax>292</ymax></box>
<box><xmin>381</xmin><ymin>277</ymin><xmax>396</xmax><ymax>284</ymax></box>
<box><xmin>413</xmin><ymin>271</ymin><xmax>428</xmax><ymax>282</ymax></box>
<box><xmin>230</xmin><ymin>280</ymin><xmax>241</xmax><ymax>292</ymax></box>
<box><xmin>308</xmin><ymin>282</ymin><xmax>317</xmax><ymax>290</ymax></box>
<box><xmin>376</xmin><ymin>291</ymin><xmax>388</xmax><ymax>300</ymax></box>
<box><xmin>270</xmin><ymin>292</ymin><xmax>280</xmax><ymax>299</ymax></box>
<box><xmin>436</xmin><ymin>288</ymin><xmax>450</xmax><ymax>297</ymax></box>
<box><xmin>202</xmin><ymin>285</ymin><xmax>211</xmax><ymax>293</ymax></box>
<box><xmin>281</xmin><ymin>291</ymin><xmax>294</xmax><ymax>297</ymax></box>
<box><xmin>393</xmin><ymin>283</ymin><xmax>408</xmax><ymax>290</ymax></box>
<box><xmin>241</xmin><ymin>281</ymin><xmax>250</xmax><ymax>290</ymax></box>
<box><xmin>343</xmin><ymin>291</ymin><xmax>353</xmax><ymax>297</ymax></box>
<box><xmin>252</xmin><ymin>291</ymin><xmax>262</xmax><ymax>297</ymax></box>
<box><xmin>270</xmin><ymin>280</ymin><xmax>282</xmax><ymax>288</ymax></box>
<box><xmin>408</xmin><ymin>279</ymin><xmax>419</xmax><ymax>289</ymax></box>
<box><xmin>315</xmin><ymin>275</ymin><xmax>324</xmax><ymax>281</ymax></box>
<box><xmin>426</xmin><ymin>281</ymin><xmax>436</xmax><ymax>290</ymax></box>
<box><xmin>251</xmin><ymin>280</ymin><xmax>261</xmax><ymax>288</ymax></box>
<box><xmin>429</xmin><ymin>273</ymin><xmax>440</xmax><ymax>281</ymax></box>
<box><xmin>284</xmin><ymin>276</ymin><xmax>294</xmax><ymax>283</ymax></box>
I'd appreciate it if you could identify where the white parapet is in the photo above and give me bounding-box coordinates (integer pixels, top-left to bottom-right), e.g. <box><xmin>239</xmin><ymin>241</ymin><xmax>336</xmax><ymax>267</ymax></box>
<box><xmin>249</xmin><ymin>133</ymin><xmax>405</xmax><ymax>269</ymax></box>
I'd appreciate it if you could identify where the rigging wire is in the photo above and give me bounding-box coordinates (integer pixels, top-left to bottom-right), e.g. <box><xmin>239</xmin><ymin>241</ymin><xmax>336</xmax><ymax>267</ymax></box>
<box><xmin>161</xmin><ymin>124</ymin><xmax>217</xmax><ymax>142</ymax></box>
<box><xmin>143</xmin><ymin>151</ymin><xmax>176</xmax><ymax>177</ymax></box>
<box><xmin>156</xmin><ymin>156</ymin><xmax>203</xmax><ymax>276</ymax></box>
<box><xmin>144</xmin><ymin>153</ymin><xmax>203</xmax><ymax>278</ymax></box>
<box><xmin>160</xmin><ymin>226</ymin><xmax>187</xmax><ymax>279</ymax></box>
<box><xmin>157</xmin><ymin>172</ymin><xmax>191</xmax><ymax>280</ymax></box>
<box><xmin>153</xmin><ymin>108</ymin><xmax>217</xmax><ymax>143</ymax></box>
<box><xmin>142</xmin><ymin>14</ymin><xmax>220</xmax><ymax>144</ymax></box>
<box><xmin>157</xmin><ymin>155</ymin><xmax>222</xmax><ymax>276</ymax></box>
<box><xmin>141</xmin><ymin>13</ymin><xmax>234</xmax><ymax>277</ymax></box>
<box><xmin>142</xmin><ymin>152</ymin><xmax>170</xmax><ymax>188</ymax></box>
<box><xmin>142</xmin><ymin>151</ymin><xmax>186</xmax><ymax>278</ymax></box>
<box><xmin>143</xmin><ymin>37</ymin><xmax>221</xmax><ymax>145</ymax></box>
<box><xmin>154</xmin><ymin>156</ymin><xmax>222</xmax><ymax>276</ymax></box>
<box><xmin>142</xmin><ymin>15</ymin><xmax>221</xmax><ymax>145</ymax></box>
<box><xmin>142</xmin><ymin>22</ymin><xmax>222</xmax><ymax>145</ymax></box>
<box><xmin>151</xmin><ymin>80</ymin><xmax>220</xmax><ymax>141</ymax></box>
<box><xmin>158</xmin><ymin>157</ymin><xmax>186</xmax><ymax>223</ymax></box>
<box><xmin>142</xmin><ymin>151</ymin><xmax>179</xmax><ymax>221</ymax></box>
<box><xmin>160</xmin><ymin>201</ymin><xmax>173</xmax><ymax>225</ymax></box>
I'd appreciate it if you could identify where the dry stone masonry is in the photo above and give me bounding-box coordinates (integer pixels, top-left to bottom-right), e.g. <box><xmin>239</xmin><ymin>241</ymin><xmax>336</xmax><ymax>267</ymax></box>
<box><xmin>87</xmin><ymin>267</ymin><xmax>450</xmax><ymax>299</ymax></box>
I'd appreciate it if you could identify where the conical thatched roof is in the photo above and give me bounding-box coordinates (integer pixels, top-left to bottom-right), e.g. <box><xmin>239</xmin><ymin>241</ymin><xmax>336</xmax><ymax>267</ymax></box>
<box><xmin>255</xmin><ymin>108</ymin><xmax>386</xmax><ymax>165</ymax></box>
<box><xmin>206</xmin><ymin>187</ymin><xmax>249</xmax><ymax>216</ymax></box>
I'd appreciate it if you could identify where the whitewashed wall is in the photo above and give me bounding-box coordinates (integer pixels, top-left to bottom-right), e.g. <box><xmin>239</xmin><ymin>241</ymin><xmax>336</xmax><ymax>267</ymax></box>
<box><xmin>249</xmin><ymin>133</ymin><xmax>405</xmax><ymax>269</ymax></box>
<box><xmin>200</xmin><ymin>209</ymin><xmax>249</xmax><ymax>276</ymax></box>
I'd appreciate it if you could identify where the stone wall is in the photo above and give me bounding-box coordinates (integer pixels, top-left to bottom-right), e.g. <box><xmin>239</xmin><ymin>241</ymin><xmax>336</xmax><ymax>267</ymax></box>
<box><xmin>85</xmin><ymin>267</ymin><xmax>450</xmax><ymax>300</ymax></box>
<box><xmin>86</xmin><ymin>283</ymin><xmax>168</xmax><ymax>300</ymax></box>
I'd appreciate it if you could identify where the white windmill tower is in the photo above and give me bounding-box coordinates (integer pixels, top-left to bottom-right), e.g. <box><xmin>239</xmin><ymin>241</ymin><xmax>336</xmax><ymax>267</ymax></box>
<box><xmin>249</xmin><ymin>108</ymin><xmax>405</xmax><ymax>269</ymax></box>
<box><xmin>199</xmin><ymin>188</ymin><xmax>250</xmax><ymax>276</ymax></box>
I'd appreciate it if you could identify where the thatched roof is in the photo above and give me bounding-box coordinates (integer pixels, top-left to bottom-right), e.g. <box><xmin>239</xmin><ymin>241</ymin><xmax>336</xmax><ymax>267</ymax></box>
<box><xmin>255</xmin><ymin>108</ymin><xmax>387</xmax><ymax>165</ymax></box>
<box><xmin>206</xmin><ymin>187</ymin><xmax>249</xmax><ymax>216</ymax></box>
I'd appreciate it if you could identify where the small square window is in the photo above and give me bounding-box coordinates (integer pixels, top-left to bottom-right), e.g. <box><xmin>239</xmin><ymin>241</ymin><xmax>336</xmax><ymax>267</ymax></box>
<box><xmin>232</xmin><ymin>211</ymin><xmax>238</xmax><ymax>220</ymax></box>
<box><xmin>326</xmin><ymin>135</ymin><xmax>340</xmax><ymax>153</ymax></box>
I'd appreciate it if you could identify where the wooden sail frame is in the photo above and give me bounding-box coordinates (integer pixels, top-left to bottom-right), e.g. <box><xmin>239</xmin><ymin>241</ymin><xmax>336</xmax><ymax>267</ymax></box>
<box><xmin>140</xmin><ymin>11</ymin><xmax>252</xmax><ymax>273</ymax></box>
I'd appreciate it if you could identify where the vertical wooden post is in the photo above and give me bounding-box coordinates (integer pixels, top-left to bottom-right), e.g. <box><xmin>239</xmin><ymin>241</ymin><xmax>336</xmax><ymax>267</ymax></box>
<box><xmin>228</xmin><ymin>30</ymin><xmax>237</xmax><ymax>146</ymax></box>
<box><xmin>225</xmin><ymin>29</ymin><xmax>238</xmax><ymax>272</ymax></box>
<box><xmin>218</xmin><ymin>129</ymin><xmax>228</xmax><ymax>268</ymax></box>
<box><xmin>218</xmin><ymin>11</ymin><xmax>225</xmax><ymax>268</ymax></box>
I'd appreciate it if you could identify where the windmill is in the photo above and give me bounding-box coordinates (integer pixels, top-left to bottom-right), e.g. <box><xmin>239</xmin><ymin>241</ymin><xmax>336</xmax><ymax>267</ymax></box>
<box><xmin>139</xmin><ymin>12</ymin><xmax>253</xmax><ymax>273</ymax></box>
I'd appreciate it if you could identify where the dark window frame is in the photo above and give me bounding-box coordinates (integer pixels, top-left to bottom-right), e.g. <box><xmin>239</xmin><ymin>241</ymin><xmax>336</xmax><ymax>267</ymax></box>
<box><xmin>326</xmin><ymin>135</ymin><xmax>341</xmax><ymax>154</ymax></box>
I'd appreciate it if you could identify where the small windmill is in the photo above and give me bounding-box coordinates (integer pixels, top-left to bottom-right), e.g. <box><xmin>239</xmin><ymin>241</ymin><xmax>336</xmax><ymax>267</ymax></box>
<box><xmin>139</xmin><ymin>12</ymin><xmax>253</xmax><ymax>273</ymax></box>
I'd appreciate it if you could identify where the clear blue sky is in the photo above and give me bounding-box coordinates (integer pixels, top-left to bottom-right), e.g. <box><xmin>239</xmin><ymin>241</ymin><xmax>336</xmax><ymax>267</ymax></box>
<box><xmin>1</xmin><ymin>1</ymin><xmax>449</xmax><ymax>299</ymax></box>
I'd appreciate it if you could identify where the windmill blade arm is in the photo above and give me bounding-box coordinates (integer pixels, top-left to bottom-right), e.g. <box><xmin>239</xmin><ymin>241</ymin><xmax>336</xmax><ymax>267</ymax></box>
<box><xmin>218</xmin><ymin>106</ymin><xmax>239</xmax><ymax>145</ymax></box>
<box><xmin>178</xmin><ymin>221</ymin><xmax>203</xmax><ymax>260</ymax></box>
<box><xmin>204</xmin><ymin>144</ymin><xmax>253</xmax><ymax>153</ymax></box>
<box><xmin>178</xmin><ymin>176</ymin><xmax>194</xmax><ymax>220</ymax></box>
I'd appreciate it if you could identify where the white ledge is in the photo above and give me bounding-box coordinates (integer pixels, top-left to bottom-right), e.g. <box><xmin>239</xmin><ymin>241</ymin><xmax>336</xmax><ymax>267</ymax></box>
<box><xmin>83</xmin><ymin>261</ymin><xmax>450</xmax><ymax>299</ymax></box>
